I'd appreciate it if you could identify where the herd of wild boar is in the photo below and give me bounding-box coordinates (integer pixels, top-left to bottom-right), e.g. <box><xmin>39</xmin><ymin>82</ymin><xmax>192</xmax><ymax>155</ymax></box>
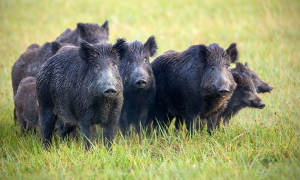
<box><xmin>11</xmin><ymin>20</ymin><xmax>274</xmax><ymax>149</ymax></box>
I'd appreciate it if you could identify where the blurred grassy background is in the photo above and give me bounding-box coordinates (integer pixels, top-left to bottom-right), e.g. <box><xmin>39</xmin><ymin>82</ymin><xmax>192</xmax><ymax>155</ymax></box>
<box><xmin>0</xmin><ymin>0</ymin><xmax>300</xmax><ymax>179</ymax></box>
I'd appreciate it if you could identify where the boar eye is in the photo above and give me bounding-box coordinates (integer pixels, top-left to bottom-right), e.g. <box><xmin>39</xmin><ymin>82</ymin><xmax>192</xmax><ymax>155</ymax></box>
<box><xmin>93</xmin><ymin>65</ymin><xmax>100</xmax><ymax>72</ymax></box>
<box><xmin>143</xmin><ymin>58</ymin><xmax>148</xmax><ymax>63</ymax></box>
<box><xmin>226</xmin><ymin>65</ymin><xmax>230</xmax><ymax>71</ymax></box>
<box><xmin>211</xmin><ymin>66</ymin><xmax>215</xmax><ymax>70</ymax></box>
<box><xmin>94</xmin><ymin>65</ymin><xmax>100</xmax><ymax>69</ymax></box>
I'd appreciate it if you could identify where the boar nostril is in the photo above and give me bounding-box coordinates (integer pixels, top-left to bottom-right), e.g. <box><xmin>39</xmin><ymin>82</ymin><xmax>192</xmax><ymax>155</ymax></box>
<box><xmin>258</xmin><ymin>101</ymin><xmax>265</xmax><ymax>109</ymax></box>
<box><xmin>217</xmin><ymin>89</ymin><xmax>230</xmax><ymax>97</ymax></box>
<box><xmin>135</xmin><ymin>79</ymin><xmax>147</xmax><ymax>88</ymax></box>
<box><xmin>269</xmin><ymin>85</ymin><xmax>274</xmax><ymax>92</ymax></box>
<box><xmin>103</xmin><ymin>88</ymin><xmax>117</xmax><ymax>97</ymax></box>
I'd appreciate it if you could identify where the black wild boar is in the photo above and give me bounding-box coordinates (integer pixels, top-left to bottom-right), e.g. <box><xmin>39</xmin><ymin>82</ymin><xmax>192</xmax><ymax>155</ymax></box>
<box><xmin>149</xmin><ymin>43</ymin><xmax>238</xmax><ymax>132</ymax></box>
<box><xmin>11</xmin><ymin>41</ymin><xmax>69</xmax><ymax>123</ymax></box>
<box><xmin>118</xmin><ymin>36</ymin><xmax>157</xmax><ymax>135</ymax></box>
<box><xmin>36</xmin><ymin>39</ymin><xmax>126</xmax><ymax>149</ymax></box>
<box><xmin>55</xmin><ymin>20</ymin><xmax>109</xmax><ymax>45</ymax></box>
<box><xmin>11</xmin><ymin>41</ymin><xmax>67</xmax><ymax>97</ymax></box>
<box><xmin>242</xmin><ymin>62</ymin><xmax>274</xmax><ymax>93</ymax></box>
<box><xmin>14</xmin><ymin>77</ymin><xmax>38</xmax><ymax>134</ymax></box>
<box><xmin>221</xmin><ymin>62</ymin><xmax>265</xmax><ymax>125</ymax></box>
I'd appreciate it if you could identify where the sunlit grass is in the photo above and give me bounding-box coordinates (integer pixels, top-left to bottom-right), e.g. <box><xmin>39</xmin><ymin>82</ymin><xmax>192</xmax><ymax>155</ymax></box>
<box><xmin>0</xmin><ymin>0</ymin><xmax>300</xmax><ymax>179</ymax></box>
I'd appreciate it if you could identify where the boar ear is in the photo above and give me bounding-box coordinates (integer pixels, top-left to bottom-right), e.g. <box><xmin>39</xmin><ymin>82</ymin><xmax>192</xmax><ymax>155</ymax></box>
<box><xmin>27</xmin><ymin>43</ymin><xmax>40</xmax><ymax>50</ymax></box>
<box><xmin>245</xmin><ymin>62</ymin><xmax>248</xmax><ymax>67</ymax></box>
<box><xmin>235</xmin><ymin>62</ymin><xmax>247</xmax><ymax>73</ymax></box>
<box><xmin>77</xmin><ymin>23</ymin><xmax>87</xmax><ymax>37</ymax></box>
<box><xmin>232</xmin><ymin>72</ymin><xmax>242</xmax><ymax>84</ymax></box>
<box><xmin>51</xmin><ymin>41</ymin><xmax>62</xmax><ymax>54</ymax></box>
<box><xmin>101</xmin><ymin>20</ymin><xmax>109</xmax><ymax>34</ymax></box>
<box><xmin>79</xmin><ymin>40</ymin><xmax>99</xmax><ymax>62</ymax></box>
<box><xmin>144</xmin><ymin>36</ymin><xmax>158</xmax><ymax>57</ymax></box>
<box><xmin>226</xmin><ymin>43</ymin><xmax>238</xmax><ymax>63</ymax></box>
<box><xmin>113</xmin><ymin>38</ymin><xmax>127</xmax><ymax>60</ymax></box>
<box><xmin>198</xmin><ymin>44</ymin><xmax>209</xmax><ymax>63</ymax></box>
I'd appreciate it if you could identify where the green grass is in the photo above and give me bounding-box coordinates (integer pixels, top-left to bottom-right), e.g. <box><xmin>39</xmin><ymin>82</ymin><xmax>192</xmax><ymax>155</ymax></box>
<box><xmin>1</xmin><ymin>0</ymin><xmax>300</xmax><ymax>179</ymax></box>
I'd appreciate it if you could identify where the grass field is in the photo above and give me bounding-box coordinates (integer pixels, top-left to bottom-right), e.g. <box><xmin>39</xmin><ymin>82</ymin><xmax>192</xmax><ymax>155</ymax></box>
<box><xmin>1</xmin><ymin>0</ymin><xmax>300</xmax><ymax>179</ymax></box>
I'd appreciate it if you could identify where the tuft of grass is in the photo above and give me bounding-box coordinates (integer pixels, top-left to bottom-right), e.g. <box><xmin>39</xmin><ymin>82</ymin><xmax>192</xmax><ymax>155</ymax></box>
<box><xmin>1</xmin><ymin>0</ymin><xmax>300</xmax><ymax>179</ymax></box>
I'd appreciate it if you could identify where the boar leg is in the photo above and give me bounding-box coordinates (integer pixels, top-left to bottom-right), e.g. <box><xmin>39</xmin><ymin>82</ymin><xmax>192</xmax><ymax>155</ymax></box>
<box><xmin>78</xmin><ymin>121</ymin><xmax>91</xmax><ymax>150</ymax></box>
<box><xmin>119</xmin><ymin>108</ymin><xmax>129</xmax><ymax>135</ymax></box>
<box><xmin>184</xmin><ymin>113</ymin><xmax>197</xmax><ymax>135</ymax></box>
<box><xmin>206</xmin><ymin>114</ymin><xmax>219</xmax><ymax>135</ymax></box>
<box><xmin>134</xmin><ymin>109</ymin><xmax>147</xmax><ymax>137</ymax></box>
<box><xmin>16</xmin><ymin>111</ymin><xmax>26</xmax><ymax>135</ymax></box>
<box><xmin>14</xmin><ymin>108</ymin><xmax>17</xmax><ymax>125</ymax></box>
<box><xmin>21</xmin><ymin>119</ymin><xmax>27</xmax><ymax>135</ymax></box>
<box><xmin>103</xmin><ymin>122</ymin><xmax>118</xmax><ymax>149</ymax></box>
<box><xmin>195</xmin><ymin>117</ymin><xmax>206</xmax><ymax>132</ymax></box>
<box><xmin>59</xmin><ymin>122</ymin><xmax>76</xmax><ymax>140</ymax></box>
<box><xmin>39</xmin><ymin>108</ymin><xmax>57</xmax><ymax>148</ymax></box>
<box><xmin>149</xmin><ymin>105</ymin><xmax>168</xmax><ymax>129</ymax></box>
<box><xmin>223</xmin><ymin>116</ymin><xmax>230</xmax><ymax>126</ymax></box>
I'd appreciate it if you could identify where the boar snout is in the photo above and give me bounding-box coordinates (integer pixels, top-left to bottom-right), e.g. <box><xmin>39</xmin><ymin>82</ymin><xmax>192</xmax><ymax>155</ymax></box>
<box><xmin>135</xmin><ymin>79</ymin><xmax>148</xmax><ymax>88</ymax></box>
<box><xmin>103</xmin><ymin>88</ymin><xmax>118</xmax><ymax>98</ymax></box>
<box><xmin>217</xmin><ymin>88</ymin><xmax>230</xmax><ymax>97</ymax></box>
<box><xmin>258</xmin><ymin>101</ymin><xmax>265</xmax><ymax>109</ymax></box>
<box><xmin>215</xmin><ymin>73</ymin><xmax>231</xmax><ymax>97</ymax></box>
<box><xmin>269</xmin><ymin>85</ymin><xmax>274</xmax><ymax>93</ymax></box>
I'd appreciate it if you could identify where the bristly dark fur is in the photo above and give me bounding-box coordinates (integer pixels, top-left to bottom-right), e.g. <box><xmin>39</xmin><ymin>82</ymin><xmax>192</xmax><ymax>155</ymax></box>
<box><xmin>11</xmin><ymin>41</ymin><xmax>70</xmax><ymax>124</ymax></box>
<box><xmin>36</xmin><ymin>39</ymin><xmax>126</xmax><ymax>150</ymax></box>
<box><xmin>148</xmin><ymin>43</ymin><xmax>238</xmax><ymax>133</ymax></box>
<box><xmin>55</xmin><ymin>20</ymin><xmax>109</xmax><ymax>46</ymax></box>
<box><xmin>220</xmin><ymin>62</ymin><xmax>265</xmax><ymax>125</ymax></box>
<box><xmin>14</xmin><ymin>77</ymin><xmax>39</xmax><ymax>134</ymax></box>
<box><xmin>231</xmin><ymin>61</ymin><xmax>273</xmax><ymax>93</ymax></box>
<box><xmin>118</xmin><ymin>36</ymin><xmax>157</xmax><ymax>135</ymax></box>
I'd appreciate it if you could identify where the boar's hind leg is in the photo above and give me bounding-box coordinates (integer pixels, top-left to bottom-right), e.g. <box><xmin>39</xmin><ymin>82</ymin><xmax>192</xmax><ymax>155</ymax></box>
<box><xmin>39</xmin><ymin>108</ymin><xmax>57</xmax><ymax>148</ymax></box>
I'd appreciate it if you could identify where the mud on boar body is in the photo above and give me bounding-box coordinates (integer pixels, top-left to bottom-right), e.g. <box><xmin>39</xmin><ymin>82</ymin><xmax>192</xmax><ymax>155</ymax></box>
<box><xmin>149</xmin><ymin>43</ymin><xmax>238</xmax><ymax>133</ymax></box>
<box><xmin>118</xmin><ymin>36</ymin><xmax>157</xmax><ymax>135</ymax></box>
<box><xmin>55</xmin><ymin>20</ymin><xmax>109</xmax><ymax>45</ymax></box>
<box><xmin>14</xmin><ymin>77</ymin><xmax>39</xmax><ymax>134</ymax></box>
<box><xmin>36</xmin><ymin>39</ymin><xmax>126</xmax><ymax>149</ymax></box>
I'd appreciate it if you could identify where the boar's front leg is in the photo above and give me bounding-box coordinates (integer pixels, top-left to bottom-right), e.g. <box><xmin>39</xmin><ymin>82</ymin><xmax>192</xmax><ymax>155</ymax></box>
<box><xmin>119</xmin><ymin>107</ymin><xmax>129</xmax><ymax>135</ymax></box>
<box><xmin>222</xmin><ymin>116</ymin><xmax>230</xmax><ymax>126</ymax></box>
<box><xmin>78</xmin><ymin>121</ymin><xmax>91</xmax><ymax>150</ymax></box>
<box><xmin>39</xmin><ymin>108</ymin><xmax>57</xmax><ymax>148</ymax></box>
<box><xmin>206</xmin><ymin>113</ymin><xmax>220</xmax><ymax>135</ymax></box>
<box><xmin>134</xmin><ymin>108</ymin><xmax>148</xmax><ymax>137</ymax></box>
<box><xmin>103</xmin><ymin>110</ymin><xmax>120</xmax><ymax>149</ymax></box>
<box><xmin>184</xmin><ymin>113</ymin><xmax>198</xmax><ymax>135</ymax></box>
